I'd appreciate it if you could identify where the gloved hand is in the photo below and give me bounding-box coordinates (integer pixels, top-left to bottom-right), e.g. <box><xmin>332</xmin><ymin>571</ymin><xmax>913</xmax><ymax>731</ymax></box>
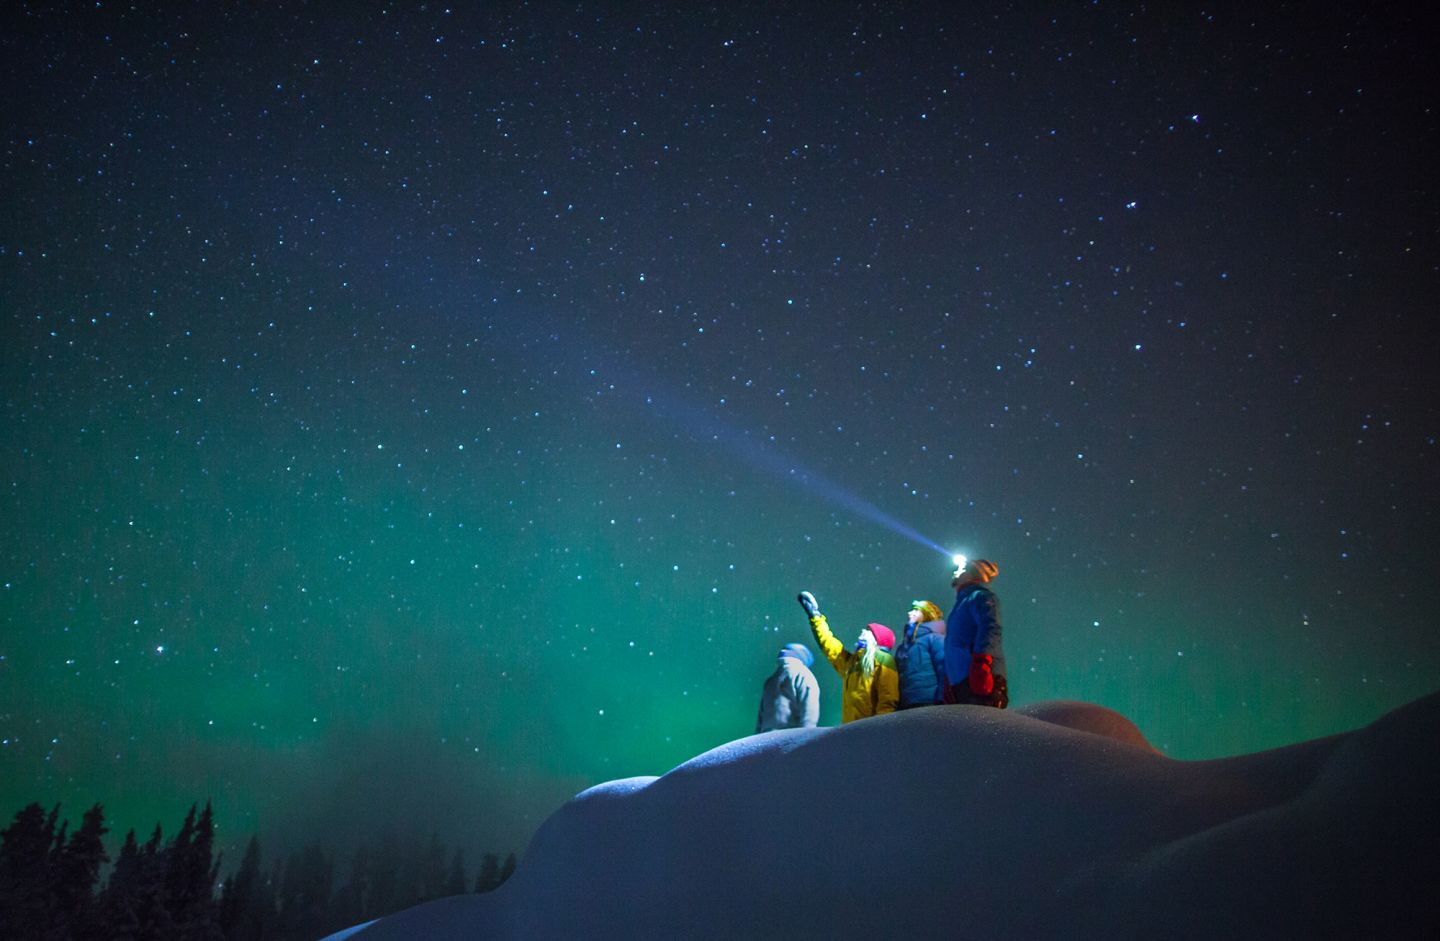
<box><xmin>969</xmin><ymin>654</ymin><xmax>994</xmax><ymax>697</ymax></box>
<box><xmin>797</xmin><ymin>591</ymin><xmax>821</xmax><ymax>619</ymax></box>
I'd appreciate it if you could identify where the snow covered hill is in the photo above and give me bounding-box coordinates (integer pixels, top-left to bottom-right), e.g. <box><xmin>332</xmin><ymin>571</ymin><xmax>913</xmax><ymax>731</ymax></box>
<box><xmin>326</xmin><ymin>695</ymin><xmax>1439</xmax><ymax>939</ymax></box>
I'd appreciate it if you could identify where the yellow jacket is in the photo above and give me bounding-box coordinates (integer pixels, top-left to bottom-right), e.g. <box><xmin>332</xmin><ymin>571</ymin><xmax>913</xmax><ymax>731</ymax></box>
<box><xmin>808</xmin><ymin>614</ymin><xmax>900</xmax><ymax>723</ymax></box>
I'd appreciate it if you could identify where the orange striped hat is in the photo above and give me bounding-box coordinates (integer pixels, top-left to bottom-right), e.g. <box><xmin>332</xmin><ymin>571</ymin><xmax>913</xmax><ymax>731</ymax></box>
<box><xmin>968</xmin><ymin>559</ymin><xmax>999</xmax><ymax>582</ymax></box>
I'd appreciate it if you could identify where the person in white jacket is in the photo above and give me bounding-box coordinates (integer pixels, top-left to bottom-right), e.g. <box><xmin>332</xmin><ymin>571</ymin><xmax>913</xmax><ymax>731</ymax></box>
<box><xmin>755</xmin><ymin>643</ymin><xmax>821</xmax><ymax>732</ymax></box>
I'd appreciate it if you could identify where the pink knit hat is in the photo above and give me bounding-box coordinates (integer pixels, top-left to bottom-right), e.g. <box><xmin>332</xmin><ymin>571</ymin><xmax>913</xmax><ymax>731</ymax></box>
<box><xmin>866</xmin><ymin>623</ymin><xmax>896</xmax><ymax>650</ymax></box>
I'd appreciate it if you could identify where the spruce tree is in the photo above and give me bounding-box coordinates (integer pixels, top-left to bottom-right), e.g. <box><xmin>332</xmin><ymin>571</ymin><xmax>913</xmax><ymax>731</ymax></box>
<box><xmin>332</xmin><ymin>843</ymin><xmax>371</xmax><ymax>926</ymax></box>
<box><xmin>276</xmin><ymin>842</ymin><xmax>333</xmax><ymax>941</ymax></box>
<box><xmin>0</xmin><ymin>802</ymin><xmax>59</xmax><ymax>936</ymax></box>
<box><xmin>367</xmin><ymin>832</ymin><xmax>401</xmax><ymax>919</ymax></box>
<box><xmin>52</xmin><ymin>803</ymin><xmax>109</xmax><ymax>939</ymax></box>
<box><xmin>97</xmin><ymin>829</ymin><xmax>144</xmax><ymax>941</ymax></box>
<box><xmin>87</xmin><ymin>819</ymin><xmax>183</xmax><ymax>941</ymax></box>
<box><xmin>168</xmin><ymin>802</ymin><xmax>223</xmax><ymax>940</ymax></box>
<box><xmin>163</xmin><ymin>804</ymin><xmax>198</xmax><ymax>914</ymax></box>
<box><xmin>218</xmin><ymin>835</ymin><xmax>269</xmax><ymax>941</ymax></box>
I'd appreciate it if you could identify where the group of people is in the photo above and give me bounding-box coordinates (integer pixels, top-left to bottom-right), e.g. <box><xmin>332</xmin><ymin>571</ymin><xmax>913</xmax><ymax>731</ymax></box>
<box><xmin>755</xmin><ymin>557</ymin><xmax>1006</xmax><ymax>733</ymax></box>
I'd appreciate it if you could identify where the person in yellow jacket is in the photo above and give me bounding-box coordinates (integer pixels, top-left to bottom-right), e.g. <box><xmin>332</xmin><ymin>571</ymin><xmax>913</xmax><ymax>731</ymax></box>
<box><xmin>797</xmin><ymin>590</ymin><xmax>900</xmax><ymax>723</ymax></box>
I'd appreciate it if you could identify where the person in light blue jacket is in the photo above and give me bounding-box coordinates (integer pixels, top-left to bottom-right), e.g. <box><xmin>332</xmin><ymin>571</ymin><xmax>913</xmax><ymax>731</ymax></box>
<box><xmin>756</xmin><ymin>643</ymin><xmax>822</xmax><ymax>732</ymax></box>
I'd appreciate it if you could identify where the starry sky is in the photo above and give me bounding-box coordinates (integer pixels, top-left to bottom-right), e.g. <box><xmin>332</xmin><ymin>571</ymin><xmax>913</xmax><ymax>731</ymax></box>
<box><xmin>3</xmin><ymin>2</ymin><xmax>1437</xmax><ymax>865</ymax></box>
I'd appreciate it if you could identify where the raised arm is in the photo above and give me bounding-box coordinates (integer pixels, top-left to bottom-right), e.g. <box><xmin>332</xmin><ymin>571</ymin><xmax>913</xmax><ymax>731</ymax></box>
<box><xmin>798</xmin><ymin>591</ymin><xmax>851</xmax><ymax>676</ymax></box>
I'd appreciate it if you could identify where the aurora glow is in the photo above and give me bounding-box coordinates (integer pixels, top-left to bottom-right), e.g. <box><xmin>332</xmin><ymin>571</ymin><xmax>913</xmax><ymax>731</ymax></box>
<box><xmin>2</xmin><ymin>3</ymin><xmax>1437</xmax><ymax>870</ymax></box>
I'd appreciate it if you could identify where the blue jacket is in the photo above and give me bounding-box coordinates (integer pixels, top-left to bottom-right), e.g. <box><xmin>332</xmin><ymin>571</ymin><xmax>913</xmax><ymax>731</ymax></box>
<box><xmin>894</xmin><ymin>619</ymin><xmax>947</xmax><ymax>707</ymax></box>
<box><xmin>945</xmin><ymin>584</ymin><xmax>1006</xmax><ymax>685</ymax></box>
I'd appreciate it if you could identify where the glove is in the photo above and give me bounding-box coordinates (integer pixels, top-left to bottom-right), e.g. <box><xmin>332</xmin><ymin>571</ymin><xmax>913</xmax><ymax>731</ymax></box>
<box><xmin>969</xmin><ymin>654</ymin><xmax>994</xmax><ymax>697</ymax></box>
<box><xmin>797</xmin><ymin>591</ymin><xmax>820</xmax><ymax>619</ymax></box>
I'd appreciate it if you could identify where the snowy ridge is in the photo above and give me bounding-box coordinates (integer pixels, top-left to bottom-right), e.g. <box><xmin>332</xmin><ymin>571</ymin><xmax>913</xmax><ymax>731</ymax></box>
<box><xmin>328</xmin><ymin>695</ymin><xmax>1439</xmax><ymax>939</ymax></box>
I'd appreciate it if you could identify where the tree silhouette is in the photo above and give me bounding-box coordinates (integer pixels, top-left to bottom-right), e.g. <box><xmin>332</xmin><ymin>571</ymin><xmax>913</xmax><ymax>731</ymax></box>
<box><xmin>366</xmin><ymin>830</ymin><xmax>402</xmax><ymax>919</ymax></box>
<box><xmin>2</xmin><ymin>797</ymin><xmax>518</xmax><ymax>939</ymax></box>
<box><xmin>0</xmin><ymin>802</ymin><xmax>59</xmax><ymax>937</ymax></box>
<box><xmin>331</xmin><ymin>843</ymin><xmax>371</xmax><ymax>928</ymax></box>
<box><xmin>164</xmin><ymin>803</ymin><xmax>223</xmax><ymax>940</ymax></box>
<box><xmin>136</xmin><ymin>824</ymin><xmax>178</xmax><ymax>940</ymax></box>
<box><xmin>51</xmin><ymin>803</ymin><xmax>109</xmax><ymax>939</ymax></box>
<box><xmin>218</xmin><ymin>834</ymin><xmax>271</xmax><ymax>941</ymax></box>
<box><xmin>96</xmin><ymin>828</ymin><xmax>143</xmax><ymax>940</ymax></box>
<box><xmin>473</xmin><ymin>852</ymin><xmax>500</xmax><ymax>894</ymax></box>
<box><xmin>275</xmin><ymin>842</ymin><xmax>333</xmax><ymax>939</ymax></box>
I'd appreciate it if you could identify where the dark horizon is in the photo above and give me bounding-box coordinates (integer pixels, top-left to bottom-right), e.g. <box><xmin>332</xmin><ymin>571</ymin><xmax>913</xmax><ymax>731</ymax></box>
<box><xmin>0</xmin><ymin>796</ymin><xmax>518</xmax><ymax>940</ymax></box>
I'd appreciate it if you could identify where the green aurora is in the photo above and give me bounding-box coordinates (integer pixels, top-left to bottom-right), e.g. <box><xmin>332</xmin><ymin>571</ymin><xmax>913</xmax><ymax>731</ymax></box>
<box><xmin>3</xmin><ymin>2</ymin><xmax>1437</xmax><ymax>866</ymax></box>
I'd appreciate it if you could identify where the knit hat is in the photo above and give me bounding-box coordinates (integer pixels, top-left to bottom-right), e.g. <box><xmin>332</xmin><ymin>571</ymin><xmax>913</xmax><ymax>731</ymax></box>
<box><xmin>967</xmin><ymin>559</ymin><xmax>999</xmax><ymax>582</ymax></box>
<box><xmin>866</xmin><ymin>623</ymin><xmax>896</xmax><ymax>650</ymax></box>
<box><xmin>780</xmin><ymin>642</ymin><xmax>814</xmax><ymax>668</ymax></box>
<box><xmin>910</xmin><ymin>600</ymin><xmax>944</xmax><ymax>623</ymax></box>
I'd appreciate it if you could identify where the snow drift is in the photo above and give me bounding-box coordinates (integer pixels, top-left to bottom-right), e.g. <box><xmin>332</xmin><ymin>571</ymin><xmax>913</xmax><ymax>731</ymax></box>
<box><xmin>328</xmin><ymin>695</ymin><xmax>1439</xmax><ymax>939</ymax></box>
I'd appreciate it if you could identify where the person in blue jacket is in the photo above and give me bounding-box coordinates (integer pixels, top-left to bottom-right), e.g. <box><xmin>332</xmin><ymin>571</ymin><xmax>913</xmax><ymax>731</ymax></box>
<box><xmin>943</xmin><ymin>558</ymin><xmax>1008</xmax><ymax>708</ymax></box>
<box><xmin>894</xmin><ymin>599</ymin><xmax>948</xmax><ymax>708</ymax></box>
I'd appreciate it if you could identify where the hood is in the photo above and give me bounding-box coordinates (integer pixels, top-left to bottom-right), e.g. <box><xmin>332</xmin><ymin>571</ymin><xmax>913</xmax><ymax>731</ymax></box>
<box><xmin>955</xmin><ymin>583</ymin><xmax>991</xmax><ymax>603</ymax></box>
<box><xmin>906</xmin><ymin>618</ymin><xmax>947</xmax><ymax>641</ymax></box>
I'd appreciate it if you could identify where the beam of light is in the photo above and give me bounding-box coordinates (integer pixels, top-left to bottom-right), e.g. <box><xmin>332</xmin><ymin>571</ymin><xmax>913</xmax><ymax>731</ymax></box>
<box><xmin>639</xmin><ymin>389</ymin><xmax>955</xmax><ymax>559</ymax></box>
<box><xmin>777</xmin><ymin>456</ymin><xmax>955</xmax><ymax>559</ymax></box>
<box><xmin>440</xmin><ymin>297</ymin><xmax>959</xmax><ymax>560</ymax></box>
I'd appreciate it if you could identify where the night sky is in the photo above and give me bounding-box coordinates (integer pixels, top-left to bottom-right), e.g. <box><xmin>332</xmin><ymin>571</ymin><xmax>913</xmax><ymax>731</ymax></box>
<box><xmin>3</xmin><ymin>2</ymin><xmax>1437</xmax><ymax>866</ymax></box>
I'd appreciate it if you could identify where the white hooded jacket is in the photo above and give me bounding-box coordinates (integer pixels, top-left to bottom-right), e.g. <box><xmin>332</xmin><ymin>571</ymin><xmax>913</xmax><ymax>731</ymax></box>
<box><xmin>755</xmin><ymin>652</ymin><xmax>821</xmax><ymax>732</ymax></box>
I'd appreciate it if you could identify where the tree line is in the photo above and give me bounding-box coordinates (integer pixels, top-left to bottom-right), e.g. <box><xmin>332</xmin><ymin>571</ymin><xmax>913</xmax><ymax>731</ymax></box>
<box><xmin>0</xmin><ymin>800</ymin><xmax>516</xmax><ymax>940</ymax></box>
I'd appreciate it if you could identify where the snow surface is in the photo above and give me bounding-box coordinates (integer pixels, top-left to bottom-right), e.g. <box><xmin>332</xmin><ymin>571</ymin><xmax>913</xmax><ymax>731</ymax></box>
<box><xmin>325</xmin><ymin>695</ymin><xmax>1439</xmax><ymax>939</ymax></box>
